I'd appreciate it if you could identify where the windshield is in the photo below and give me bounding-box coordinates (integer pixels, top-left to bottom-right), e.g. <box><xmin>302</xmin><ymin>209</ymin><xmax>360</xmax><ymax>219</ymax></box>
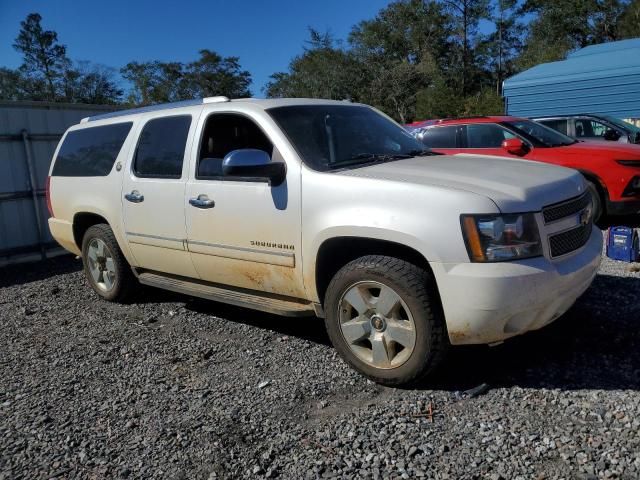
<box><xmin>267</xmin><ymin>105</ymin><xmax>432</xmax><ymax>171</ymax></box>
<box><xmin>600</xmin><ymin>114</ymin><xmax>640</xmax><ymax>134</ymax></box>
<box><xmin>503</xmin><ymin>119</ymin><xmax>576</xmax><ymax>147</ymax></box>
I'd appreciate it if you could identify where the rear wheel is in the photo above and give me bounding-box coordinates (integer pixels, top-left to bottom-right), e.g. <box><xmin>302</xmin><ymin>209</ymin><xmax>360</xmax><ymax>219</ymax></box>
<box><xmin>81</xmin><ymin>224</ymin><xmax>136</xmax><ymax>302</ymax></box>
<box><xmin>324</xmin><ymin>255</ymin><xmax>448</xmax><ymax>386</ymax></box>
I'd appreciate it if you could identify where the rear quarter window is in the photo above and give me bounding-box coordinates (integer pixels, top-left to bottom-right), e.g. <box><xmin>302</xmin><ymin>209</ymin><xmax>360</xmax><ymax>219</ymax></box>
<box><xmin>540</xmin><ymin>119</ymin><xmax>569</xmax><ymax>136</ymax></box>
<box><xmin>419</xmin><ymin>126</ymin><xmax>458</xmax><ymax>148</ymax></box>
<box><xmin>52</xmin><ymin>122</ymin><xmax>133</xmax><ymax>177</ymax></box>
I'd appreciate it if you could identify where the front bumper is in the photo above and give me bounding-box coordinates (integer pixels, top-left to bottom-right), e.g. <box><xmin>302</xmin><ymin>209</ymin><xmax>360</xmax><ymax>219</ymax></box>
<box><xmin>432</xmin><ymin>227</ymin><xmax>602</xmax><ymax>345</ymax></box>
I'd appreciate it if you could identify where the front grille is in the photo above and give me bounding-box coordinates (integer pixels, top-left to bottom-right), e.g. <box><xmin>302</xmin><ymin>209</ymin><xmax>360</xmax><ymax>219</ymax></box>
<box><xmin>543</xmin><ymin>192</ymin><xmax>591</xmax><ymax>223</ymax></box>
<box><xmin>549</xmin><ymin>223</ymin><xmax>592</xmax><ymax>257</ymax></box>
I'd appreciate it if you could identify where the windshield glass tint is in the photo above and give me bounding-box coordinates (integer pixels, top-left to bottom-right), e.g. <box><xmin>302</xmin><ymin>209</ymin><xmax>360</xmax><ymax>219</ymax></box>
<box><xmin>504</xmin><ymin>120</ymin><xmax>575</xmax><ymax>147</ymax></box>
<box><xmin>601</xmin><ymin>115</ymin><xmax>640</xmax><ymax>133</ymax></box>
<box><xmin>267</xmin><ymin>105</ymin><xmax>426</xmax><ymax>171</ymax></box>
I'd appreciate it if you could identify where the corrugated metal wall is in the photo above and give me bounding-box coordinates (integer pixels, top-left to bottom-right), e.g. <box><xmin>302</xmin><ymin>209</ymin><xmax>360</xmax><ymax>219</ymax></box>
<box><xmin>503</xmin><ymin>38</ymin><xmax>640</xmax><ymax>119</ymax></box>
<box><xmin>0</xmin><ymin>101</ymin><xmax>118</xmax><ymax>266</ymax></box>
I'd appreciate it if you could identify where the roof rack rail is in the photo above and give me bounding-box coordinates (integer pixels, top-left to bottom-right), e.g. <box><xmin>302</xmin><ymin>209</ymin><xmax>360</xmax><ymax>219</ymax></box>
<box><xmin>83</xmin><ymin>96</ymin><xmax>231</xmax><ymax>123</ymax></box>
<box><xmin>203</xmin><ymin>96</ymin><xmax>230</xmax><ymax>104</ymax></box>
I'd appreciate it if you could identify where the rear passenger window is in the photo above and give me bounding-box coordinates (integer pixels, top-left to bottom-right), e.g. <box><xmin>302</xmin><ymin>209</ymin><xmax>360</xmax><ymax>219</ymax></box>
<box><xmin>419</xmin><ymin>126</ymin><xmax>458</xmax><ymax>148</ymax></box>
<box><xmin>52</xmin><ymin>122</ymin><xmax>132</xmax><ymax>177</ymax></box>
<box><xmin>540</xmin><ymin>119</ymin><xmax>569</xmax><ymax>136</ymax></box>
<box><xmin>134</xmin><ymin>116</ymin><xmax>191</xmax><ymax>178</ymax></box>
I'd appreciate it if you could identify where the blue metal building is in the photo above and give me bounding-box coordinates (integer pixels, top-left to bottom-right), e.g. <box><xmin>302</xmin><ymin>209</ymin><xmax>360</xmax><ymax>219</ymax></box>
<box><xmin>503</xmin><ymin>38</ymin><xmax>640</xmax><ymax>119</ymax></box>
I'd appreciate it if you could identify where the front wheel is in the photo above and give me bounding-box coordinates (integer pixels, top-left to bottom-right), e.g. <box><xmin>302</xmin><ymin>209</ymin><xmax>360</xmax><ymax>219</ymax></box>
<box><xmin>81</xmin><ymin>224</ymin><xmax>136</xmax><ymax>302</ymax></box>
<box><xmin>586</xmin><ymin>180</ymin><xmax>604</xmax><ymax>223</ymax></box>
<box><xmin>324</xmin><ymin>255</ymin><xmax>448</xmax><ymax>386</ymax></box>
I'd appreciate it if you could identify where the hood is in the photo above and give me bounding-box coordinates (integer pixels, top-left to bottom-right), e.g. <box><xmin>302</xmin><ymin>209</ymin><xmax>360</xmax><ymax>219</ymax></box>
<box><xmin>338</xmin><ymin>154</ymin><xmax>586</xmax><ymax>213</ymax></box>
<box><xmin>554</xmin><ymin>141</ymin><xmax>640</xmax><ymax>158</ymax></box>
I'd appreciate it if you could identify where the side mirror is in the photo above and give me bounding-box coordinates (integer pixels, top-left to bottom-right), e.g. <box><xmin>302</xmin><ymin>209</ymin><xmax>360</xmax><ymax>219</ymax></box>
<box><xmin>222</xmin><ymin>149</ymin><xmax>286</xmax><ymax>186</ymax></box>
<box><xmin>604</xmin><ymin>128</ymin><xmax>621</xmax><ymax>141</ymax></box>
<box><xmin>501</xmin><ymin>138</ymin><xmax>528</xmax><ymax>156</ymax></box>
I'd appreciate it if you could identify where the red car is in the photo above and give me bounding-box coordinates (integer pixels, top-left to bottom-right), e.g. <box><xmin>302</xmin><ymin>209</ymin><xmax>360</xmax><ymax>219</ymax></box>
<box><xmin>407</xmin><ymin>116</ymin><xmax>640</xmax><ymax>220</ymax></box>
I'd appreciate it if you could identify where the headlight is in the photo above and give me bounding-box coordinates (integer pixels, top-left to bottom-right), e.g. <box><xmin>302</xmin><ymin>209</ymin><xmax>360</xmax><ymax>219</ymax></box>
<box><xmin>461</xmin><ymin>213</ymin><xmax>543</xmax><ymax>262</ymax></box>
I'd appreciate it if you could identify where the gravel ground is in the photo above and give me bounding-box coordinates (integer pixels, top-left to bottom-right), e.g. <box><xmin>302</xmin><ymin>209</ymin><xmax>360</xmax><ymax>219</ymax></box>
<box><xmin>1</xmin><ymin>247</ymin><xmax>639</xmax><ymax>479</ymax></box>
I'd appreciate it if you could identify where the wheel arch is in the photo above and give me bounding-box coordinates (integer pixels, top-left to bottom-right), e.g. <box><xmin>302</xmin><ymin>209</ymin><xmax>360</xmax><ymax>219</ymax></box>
<box><xmin>577</xmin><ymin>169</ymin><xmax>609</xmax><ymax>201</ymax></box>
<box><xmin>72</xmin><ymin>212</ymin><xmax>111</xmax><ymax>250</ymax></box>
<box><xmin>314</xmin><ymin>236</ymin><xmax>436</xmax><ymax>306</ymax></box>
<box><xmin>577</xmin><ymin>169</ymin><xmax>608</xmax><ymax>217</ymax></box>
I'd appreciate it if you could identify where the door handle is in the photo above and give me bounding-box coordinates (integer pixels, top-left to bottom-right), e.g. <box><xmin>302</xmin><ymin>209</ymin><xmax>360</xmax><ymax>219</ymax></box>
<box><xmin>124</xmin><ymin>190</ymin><xmax>144</xmax><ymax>203</ymax></box>
<box><xmin>189</xmin><ymin>194</ymin><xmax>215</xmax><ymax>209</ymax></box>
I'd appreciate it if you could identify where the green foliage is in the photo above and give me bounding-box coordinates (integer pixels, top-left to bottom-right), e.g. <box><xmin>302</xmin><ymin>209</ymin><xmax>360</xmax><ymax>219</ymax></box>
<box><xmin>3</xmin><ymin>2</ymin><xmax>640</xmax><ymax>115</ymax></box>
<box><xmin>183</xmin><ymin>50</ymin><xmax>252</xmax><ymax>99</ymax></box>
<box><xmin>61</xmin><ymin>62</ymin><xmax>123</xmax><ymax>104</ymax></box>
<box><xmin>461</xmin><ymin>88</ymin><xmax>505</xmax><ymax>115</ymax></box>
<box><xmin>348</xmin><ymin>0</ymin><xmax>452</xmax><ymax>64</ymax></box>
<box><xmin>8</xmin><ymin>13</ymin><xmax>122</xmax><ymax>104</ymax></box>
<box><xmin>415</xmin><ymin>81</ymin><xmax>464</xmax><ymax>119</ymax></box>
<box><xmin>267</xmin><ymin>0</ymin><xmax>640</xmax><ymax>122</ymax></box>
<box><xmin>520</xmin><ymin>0</ymin><xmax>628</xmax><ymax>53</ymax></box>
<box><xmin>265</xmin><ymin>29</ymin><xmax>363</xmax><ymax>100</ymax></box>
<box><xmin>0</xmin><ymin>67</ymin><xmax>26</xmax><ymax>101</ymax></box>
<box><xmin>619</xmin><ymin>0</ymin><xmax>640</xmax><ymax>38</ymax></box>
<box><xmin>477</xmin><ymin>0</ymin><xmax>523</xmax><ymax>93</ymax></box>
<box><xmin>12</xmin><ymin>13</ymin><xmax>69</xmax><ymax>100</ymax></box>
<box><xmin>440</xmin><ymin>0</ymin><xmax>492</xmax><ymax>94</ymax></box>
<box><xmin>121</xmin><ymin>50</ymin><xmax>252</xmax><ymax>105</ymax></box>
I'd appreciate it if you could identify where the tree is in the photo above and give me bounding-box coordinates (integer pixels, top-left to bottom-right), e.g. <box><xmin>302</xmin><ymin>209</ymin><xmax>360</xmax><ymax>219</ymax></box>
<box><xmin>0</xmin><ymin>68</ymin><xmax>25</xmax><ymax>101</ymax></box>
<box><xmin>62</xmin><ymin>62</ymin><xmax>123</xmax><ymax>104</ymax></box>
<box><xmin>477</xmin><ymin>0</ymin><xmax>523</xmax><ymax>94</ymax></box>
<box><xmin>347</xmin><ymin>2</ymin><xmax>454</xmax><ymax>121</ymax></box>
<box><xmin>619</xmin><ymin>0</ymin><xmax>640</xmax><ymax>38</ymax></box>
<box><xmin>265</xmin><ymin>29</ymin><xmax>364</xmax><ymax>100</ymax></box>
<box><xmin>183</xmin><ymin>49</ymin><xmax>252</xmax><ymax>99</ymax></box>
<box><xmin>415</xmin><ymin>77</ymin><xmax>466</xmax><ymax>119</ymax></box>
<box><xmin>122</xmin><ymin>50</ymin><xmax>252</xmax><ymax>105</ymax></box>
<box><xmin>461</xmin><ymin>88</ymin><xmax>504</xmax><ymax>115</ymax></box>
<box><xmin>520</xmin><ymin>0</ymin><xmax>628</xmax><ymax>49</ymax></box>
<box><xmin>349</xmin><ymin>0</ymin><xmax>452</xmax><ymax>66</ymax></box>
<box><xmin>441</xmin><ymin>0</ymin><xmax>492</xmax><ymax>95</ymax></box>
<box><xmin>12</xmin><ymin>13</ymin><xmax>69</xmax><ymax>101</ymax></box>
<box><xmin>366</xmin><ymin>58</ymin><xmax>438</xmax><ymax>123</ymax></box>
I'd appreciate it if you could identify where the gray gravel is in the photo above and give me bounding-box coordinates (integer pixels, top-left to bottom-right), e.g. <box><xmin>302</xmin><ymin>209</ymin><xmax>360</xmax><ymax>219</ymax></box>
<box><xmin>1</xmin><ymin>248</ymin><xmax>639</xmax><ymax>479</ymax></box>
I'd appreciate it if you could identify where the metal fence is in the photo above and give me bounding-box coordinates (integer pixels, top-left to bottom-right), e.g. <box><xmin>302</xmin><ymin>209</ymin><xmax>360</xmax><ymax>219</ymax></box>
<box><xmin>0</xmin><ymin>101</ymin><xmax>118</xmax><ymax>266</ymax></box>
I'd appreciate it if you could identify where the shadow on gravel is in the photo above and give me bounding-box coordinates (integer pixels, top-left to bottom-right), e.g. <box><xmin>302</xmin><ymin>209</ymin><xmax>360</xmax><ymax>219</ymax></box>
<box><xmin>0</xmin><ymin>255</ymin><xmax>80</xmax><ymax>288</ymax></box>
<box><xmin>185</xmin><ymin>299</ymin><xmax>331</xmax><ymax>346</ymax></box>
<box><xmin>422</xmin><ymin>273</ymin><xmax>640</xmax><ymax>393</ymax></box>
<box><xmin>5</xmin><ymin>255</ymin><xmax>639</xmax><ymax>394</ymax></box>
<box><xmin>185</xmin><ymin>273</ymin><xmax>640</xmax><ymax>393</ymax></box>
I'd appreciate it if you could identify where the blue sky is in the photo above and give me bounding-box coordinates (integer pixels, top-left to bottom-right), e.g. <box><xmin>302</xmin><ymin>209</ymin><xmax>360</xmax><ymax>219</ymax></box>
<box><xmin>0</xmin><ymin>0</ymin><xmax>392</xmax><ymax>97</ymax></box>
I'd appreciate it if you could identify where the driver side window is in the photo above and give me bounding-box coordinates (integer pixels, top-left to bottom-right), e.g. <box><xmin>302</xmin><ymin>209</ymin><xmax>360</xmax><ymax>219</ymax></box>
<box><xmin>465</xmin><ymin>124</ymin><xmax>515</xmax><ymax>148</ymax></box>
<box><xmin>575</xmin><ymin>119</ymin><xmax>608</xmax><ymax>138</ymax></box>
<box><xmin>197</xmin><ymin>114</ymin><xmax>273</xmax><ymax>179</ymax></box>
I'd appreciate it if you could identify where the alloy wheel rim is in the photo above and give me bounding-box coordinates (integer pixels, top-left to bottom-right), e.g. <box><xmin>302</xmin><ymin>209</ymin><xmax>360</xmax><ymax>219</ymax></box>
<box><xmin>338</xmin><ymin>281</ymin><xmax>416</xmax><ymax>370</ymax></box>
<box><xmin>87</xmin><ymin>238</ymin><xmax>116</xmax><ymax>292</ymax></box>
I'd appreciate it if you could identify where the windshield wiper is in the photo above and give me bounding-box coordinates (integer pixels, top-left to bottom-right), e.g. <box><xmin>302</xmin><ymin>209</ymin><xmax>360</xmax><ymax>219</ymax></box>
<box><xmin>548</xmin><ymin>141</ymin><xmax>576</xmax><ymax>147</ymax></box>
<box><xmin>328</xmin><ymin>153</ymin><xmax>413</xmax><ymax>170</ymax></box>
<box><xmin>351</xmin><ymin>152</ymin><xmax>414</xmax><ymax>161</ymax></box>
<box><xmin>408</xmin><ymin>148</ymin><xmax>443</xmax><ymax>156</ymax></box>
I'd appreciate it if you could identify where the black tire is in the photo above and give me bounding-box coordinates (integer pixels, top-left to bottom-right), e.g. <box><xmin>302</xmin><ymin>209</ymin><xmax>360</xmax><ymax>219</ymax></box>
<box><xmin>586</xmin><ymin>180</ymin><xmax>604</xmax><ymax>223</ymax></box>
<box><xmin>324</xmin><ymin>255</ymin><xmax>448</xmax><ymax>386</ymax></box>
<box><xmin>81</xmin><ymin>224</ymin><xmax>136</xmax><ymax>302</ymax></box>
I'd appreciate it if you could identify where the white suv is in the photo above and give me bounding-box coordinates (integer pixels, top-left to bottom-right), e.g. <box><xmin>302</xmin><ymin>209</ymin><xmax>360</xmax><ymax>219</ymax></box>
<box><xmin>47</xmin><ymin>97</ymin><xmax>602</xmax><ymax>385</ymax></box>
